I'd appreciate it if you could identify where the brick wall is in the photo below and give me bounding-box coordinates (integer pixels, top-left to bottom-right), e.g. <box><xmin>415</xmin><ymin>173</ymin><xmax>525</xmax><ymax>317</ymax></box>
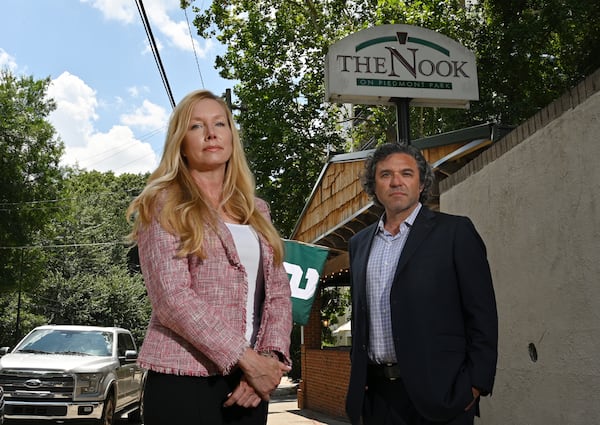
<box><xmin>302</xmin><ymin>347</ymin><xmax>351</xmax><ymax>420</ymax></box>
<box><xmin>298</xmin><ymin>291</ymin><xmax>351</xmax><ymax>421</ymax></box>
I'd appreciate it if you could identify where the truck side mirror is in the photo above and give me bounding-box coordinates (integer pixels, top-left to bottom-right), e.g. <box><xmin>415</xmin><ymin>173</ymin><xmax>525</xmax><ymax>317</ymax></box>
<box><xmin>124</xmin><ymin>350</ymin><xmax>138</xmax><ymax>361</ymax></box>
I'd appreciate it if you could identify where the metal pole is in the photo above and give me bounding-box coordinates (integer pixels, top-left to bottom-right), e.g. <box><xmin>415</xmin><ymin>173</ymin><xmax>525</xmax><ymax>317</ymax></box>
<box><xmin>393</xmin><ymin>97</ymin><xmax>411</xmax><ymax>145</ymax></box>
<box><xmin>15</xmin><ymin>248</ymin><xmax>24</xmax><ymax>345</ymax></box>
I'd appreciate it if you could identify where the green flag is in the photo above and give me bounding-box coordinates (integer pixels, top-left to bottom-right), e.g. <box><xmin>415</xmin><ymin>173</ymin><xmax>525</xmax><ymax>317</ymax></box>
<box><xmin>283</xmin><ymin>240</ymin><xmax>329</xmax><ymax>325</ymax></box>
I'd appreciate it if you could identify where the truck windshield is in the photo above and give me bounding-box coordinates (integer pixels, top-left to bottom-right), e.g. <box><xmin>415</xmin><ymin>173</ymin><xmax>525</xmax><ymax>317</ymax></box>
<box><xmin>16</xmin><ymin>329</ymin><xmax>113</xmax><ymax>357</ymax></box>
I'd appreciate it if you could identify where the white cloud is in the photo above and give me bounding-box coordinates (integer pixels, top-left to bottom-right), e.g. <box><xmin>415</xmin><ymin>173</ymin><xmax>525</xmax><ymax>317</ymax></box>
<box><xmin>121</xmin><ymin>99</ymin><xmax>169</xmax><ymax>131</ymax></box>
<box><xmin>0</xmin><ymin>48</ymin><xmax>17</xmax><ymax>71</ymax></box>
<box><xmin>63</xmin><ymin>126</ymin><xmax>158</xmax><ymax>174</ymax></box>
<box><xmin>147</xmin><ymin>4</ymin><xmax>210</xmax><ymax>54</ymax></box>
<box><xmin>82</xmin><ymin>0</ymin><xmax>212</xmax><ymax>56</ymax></box>
<box><xmin>80</xmin><ymin>0</ymin><xmax>136</xmax><ymax>24</ymax></box>
<box><xmin>48</xmin><ymin>72</ymin><xmax>98</xmax><ymax>147</ymax></box>
<box><xmin>48</xmin><ymin>72</ymin><xmax>159</xmax><ymax>174</ymax></box>
<box><xmin>127</xmin><ymin>85</ymin><xmax>150</xmax><ymax>98</ymax></box>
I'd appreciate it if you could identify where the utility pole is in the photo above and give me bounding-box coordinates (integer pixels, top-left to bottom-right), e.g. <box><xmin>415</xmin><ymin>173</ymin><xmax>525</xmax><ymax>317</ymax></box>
<box><xmin>224</xmin><ymin>88</ymin><xmax>233</xmax><ymax>111</ymax></box>
<box><xmin>15</xmin><ymin>248</ymin><xmax>24</xmax><ymax>345</ymax></box>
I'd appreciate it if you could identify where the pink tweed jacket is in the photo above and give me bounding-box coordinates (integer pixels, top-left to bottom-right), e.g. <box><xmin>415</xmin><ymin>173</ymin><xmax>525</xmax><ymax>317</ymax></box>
<box><xmin>136</xmin><ymin>197</ymin><xmax>292</xmax><ymax>377</ymax></box>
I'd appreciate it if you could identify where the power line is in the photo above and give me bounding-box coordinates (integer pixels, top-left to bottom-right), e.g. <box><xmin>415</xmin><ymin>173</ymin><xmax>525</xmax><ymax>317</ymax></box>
<box><xmin>0</xmin><ymin>199</ymin><xmax>63</xmax><ymax>207</ymax></box>
<box><xmin>111</xmin><ymin>150</ymin><xmax>157</xmax><ymax>173</ymax></box>
<box><xmin>0</xmin><ymin>189</ymin><xmax>144</xmax><ymax>209</ymax></box>
<box><xmin>71</xmin><ymin>126</ymin><xmax>165</xmax><ymax>167</ymax></box>
<box><xmin>0</xmin><ymin>242</ymin><xmax>123</xmax><ymax>250</ymax></box>
<box><xmin>135</xmin><ymin>0</ymin><xmax>176</xmax><ymax>109</ymax></box>
<box><xmin>184</xmin><ymin>6</ymin><xmax>205</xmax><ymax>88</ymax></box>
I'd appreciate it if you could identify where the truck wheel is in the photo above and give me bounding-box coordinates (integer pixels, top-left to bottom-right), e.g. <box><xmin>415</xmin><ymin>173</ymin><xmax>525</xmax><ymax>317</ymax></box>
<box><xmin>101</xmin><ymin>393</ymin><xmax>116</xmax><ymax>425</ymax></box>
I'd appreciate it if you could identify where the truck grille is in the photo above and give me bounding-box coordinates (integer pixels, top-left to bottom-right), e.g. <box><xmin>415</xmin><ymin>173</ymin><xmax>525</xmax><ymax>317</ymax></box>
<box><xmin>0</xmin><ymin>370</ymin><xmax>74</xmax><ymax>401</ymax></box>
<box><xmin>6</xmin><ymin>404</ymin><xmax>68</xmax><ymax>416</ymax></box>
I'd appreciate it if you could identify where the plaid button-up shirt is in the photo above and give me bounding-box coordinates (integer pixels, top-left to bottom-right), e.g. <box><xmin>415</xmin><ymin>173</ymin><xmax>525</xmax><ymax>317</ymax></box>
<box><xmin>366</xmin><ymin>203</ymin><xmax>421</xmax><ymax>364</ymax></box>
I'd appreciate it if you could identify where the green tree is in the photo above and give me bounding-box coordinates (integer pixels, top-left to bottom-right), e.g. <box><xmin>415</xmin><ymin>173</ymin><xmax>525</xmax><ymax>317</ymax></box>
<box><xmin>0</xmin><ymin>71</ymin><xmax>152</xmax><ymax>343</ymax></box>
<box><xmin>185</xmin><ymin>1</ymin><xmax>600</xmax><ymax>234</ymax></box>
<box><xmin>29</xmin><ymin>267</ymin><xmax>151</xmax><ymax>347</ymax></box>
<box><xmin>36</xmin><ymin>170</ymin><xmax>150</xmax><ymax>344</ymax></box>
<box><xmin>320</xmin><ymin>286</ymin><xmax>350</xmax><ymax>345</ymax></box>
<box><xmin>1</xmin><ymin>170</ymin><xmax>150</xmax><ymax>345</ymax></box>
<box><xmin>0</xmin><ymin>290</ymin><xmax>46</xmax><ymax>347</ymax></box>
<box><xmin>187</xmin><ymin>0</ymin><xmax>356</xmax><ymax>236</ymax></box>
<box><xmin>185</xmin><ymin>1</ymin><xmax>485</xmax><ymax>233</ymax></box>
<box><xmin>43</xmin><ymin>170</ymin><xmax>147</xmax><ymax>279</ymax></box>
<box><xmin>0</xmin><ymin>70</ymin><xmax>64</xmax><ymax>292</ymax></box>
<box><xmin>473</xmin><ymin>0</ymin><xmax>600</xmax><ymax>124</ymax></box>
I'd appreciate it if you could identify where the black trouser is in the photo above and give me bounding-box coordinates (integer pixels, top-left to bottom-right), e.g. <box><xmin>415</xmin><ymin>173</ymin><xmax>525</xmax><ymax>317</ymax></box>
<box><xmin>143</xmin><ymin>370</ymin><xmax>268</xmax><ymax>425</ymax></box>
<box><xmin>363</xmin><ymin>372</ymin><xmax>476</xmax><ymax>425</ymax></box>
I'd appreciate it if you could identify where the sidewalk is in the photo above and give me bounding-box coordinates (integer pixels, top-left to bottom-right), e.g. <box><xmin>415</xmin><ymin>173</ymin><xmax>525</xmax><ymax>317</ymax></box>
<box><xmin>267</xmin><ymin>378</ymin><xmax>349</xmax><ymax>425</ymax></box>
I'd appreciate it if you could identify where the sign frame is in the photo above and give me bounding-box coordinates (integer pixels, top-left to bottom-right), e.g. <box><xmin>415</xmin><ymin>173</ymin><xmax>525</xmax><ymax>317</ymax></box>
<box><xmin>325</xmin><ymin>24</ymin><xmax>479</xmax><ymax>109</ymax></box>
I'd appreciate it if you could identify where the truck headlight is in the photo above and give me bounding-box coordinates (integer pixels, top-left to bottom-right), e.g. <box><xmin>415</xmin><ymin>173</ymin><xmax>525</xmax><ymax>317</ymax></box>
<box><xmin>77</xmin><ymin>373</ymin><xmax>102</xmax><ymax>394</ymax></box>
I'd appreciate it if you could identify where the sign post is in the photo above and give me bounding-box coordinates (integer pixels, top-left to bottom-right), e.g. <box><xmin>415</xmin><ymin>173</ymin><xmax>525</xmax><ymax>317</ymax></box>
<box><xmin>394</xmin><ymin>97</ymin><xmax>411</xmax><ymax>145</ymax></box>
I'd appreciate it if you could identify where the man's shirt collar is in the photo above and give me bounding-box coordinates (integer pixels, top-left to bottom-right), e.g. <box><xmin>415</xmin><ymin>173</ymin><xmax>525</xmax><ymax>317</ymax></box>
<box><xmin>377</xmin><ymin>202</ymin><xmax>422</xmax><ymax>233</ymax></box>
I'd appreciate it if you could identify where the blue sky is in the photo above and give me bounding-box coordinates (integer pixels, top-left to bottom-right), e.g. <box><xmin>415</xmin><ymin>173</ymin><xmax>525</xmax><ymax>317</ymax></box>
<box><xmin>0</xmin><ymin>0</ymin><xmax>234</xmax><ymax>175</ymax></box>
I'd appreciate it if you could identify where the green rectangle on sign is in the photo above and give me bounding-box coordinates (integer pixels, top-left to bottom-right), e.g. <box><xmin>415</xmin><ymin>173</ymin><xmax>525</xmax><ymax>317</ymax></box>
<box><xmin>356</xmin><ymin>78</ymin><xmax>452</xmax><ymax>90</ymax></box>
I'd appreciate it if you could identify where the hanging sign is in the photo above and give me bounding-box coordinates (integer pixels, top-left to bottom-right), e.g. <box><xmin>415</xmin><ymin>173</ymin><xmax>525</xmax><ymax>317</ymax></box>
<box><xmin>325</xmin><ymin>24</ymin><xmax>479</xmax><ymax>108</ymax></box>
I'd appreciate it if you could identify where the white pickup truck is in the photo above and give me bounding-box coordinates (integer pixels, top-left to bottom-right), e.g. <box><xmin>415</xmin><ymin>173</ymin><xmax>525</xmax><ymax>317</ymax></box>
<box><xmin>0</xmin><ymin>325</ymin><xmax>144</xmax><ymax>424</ymax></box>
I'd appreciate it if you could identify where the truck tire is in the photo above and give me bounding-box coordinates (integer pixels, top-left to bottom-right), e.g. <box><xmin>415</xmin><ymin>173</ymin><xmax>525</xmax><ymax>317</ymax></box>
<box><xmin>100</xmin><ymin>392</ymin><xmax>116</xmax><ymax>425</ymax></box>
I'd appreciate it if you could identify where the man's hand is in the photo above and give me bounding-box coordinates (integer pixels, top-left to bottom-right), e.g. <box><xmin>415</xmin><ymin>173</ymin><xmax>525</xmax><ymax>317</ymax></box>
<box><xmin>238</xmin><ymin>348</ymin><xmax>291</xmax><ymax>401</ymax></box>
<box><xmin>465</xmin><ymin>387</ymin><xmax>481</xmax><ymax>411</ymax></box>
<box><xmin>223</xmin><ymin>376</ymin><xmax>262</xmax><ymax>408</ymax></box>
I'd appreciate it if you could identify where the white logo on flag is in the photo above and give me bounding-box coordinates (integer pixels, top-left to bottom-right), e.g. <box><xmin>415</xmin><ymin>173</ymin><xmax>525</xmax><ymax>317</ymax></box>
<box><xmin>284</xmin><ymin>262</ymin><xmax>320</xmax><ymax>300</ymax></box>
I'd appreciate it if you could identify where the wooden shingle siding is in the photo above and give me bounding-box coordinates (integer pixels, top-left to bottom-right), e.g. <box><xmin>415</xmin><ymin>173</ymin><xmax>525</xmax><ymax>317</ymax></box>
<box><xmin>294</xmin><ymin>161</ymin><xmax>369</xmax><ymax>244</ymax></box>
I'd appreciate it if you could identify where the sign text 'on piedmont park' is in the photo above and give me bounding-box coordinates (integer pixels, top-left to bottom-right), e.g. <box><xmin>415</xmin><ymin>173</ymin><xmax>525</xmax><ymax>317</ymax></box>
<box><xmin>325</xmin><ymin>24</ymin><xmax>479</xmax><ymax>109</ymax></box>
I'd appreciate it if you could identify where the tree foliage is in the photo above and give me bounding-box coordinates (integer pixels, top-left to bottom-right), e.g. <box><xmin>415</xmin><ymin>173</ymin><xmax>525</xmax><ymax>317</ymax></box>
<box><xmin>29</xmin><ymin>170</ymin><xmax>151</xmax><ymax>344</ymax></box>
<box><xmin>0</xmin><ymin>157</ymin><xmax>151</xmax><ymax>344</ymax></box>
<box><xmin>30</xmin><ymin>268</ymin><xmax>151</xmax><ymax>347</ymax></box>
<box><xmin>185</xmin><ymin>0</ymin><xmax>482</xmax><ymax>234</ymax></box>
<box><xmin>0</xmin><ymin>71</ymin><xmax>151</xmax><ymax>345</ymax></box>
<box><xmin>0</xmin><ymin>288</ymin><xmax>46</xmax><ymax>347</ymax></box>
<box><xmin>187</xmin><ymin>0</ymin><xmax>362</xmax><ymax>235</ymax></box>
<box><xmin>0</xmin><ymin>70</ymin><xmax>64</xmax><ymax>292</ymax></box>
<box><xmin>184</xmin><ymin>0</ymin><xmax>599</xmax><ymax>237</ymax></box>
<box><xmin>43</xmin><ymin>170</ymin><xmax>147</xmax><ymax>279</ymax></box>
<box><xmin>473</xmin><ymin>0</ymin><xmax>600</xmax><ymax>124</ymax></box>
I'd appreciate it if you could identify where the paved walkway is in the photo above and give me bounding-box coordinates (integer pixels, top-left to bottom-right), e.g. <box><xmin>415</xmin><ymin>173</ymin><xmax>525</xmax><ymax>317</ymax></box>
<box><xmin>268</xmin><ymin>397</ymin><xmax>349</xmax><ymax>425</ymax></box>
<box><xmin>267</xmin><ymin>378</ymin><xmax>349</xmax><ymax>425</ymax></box>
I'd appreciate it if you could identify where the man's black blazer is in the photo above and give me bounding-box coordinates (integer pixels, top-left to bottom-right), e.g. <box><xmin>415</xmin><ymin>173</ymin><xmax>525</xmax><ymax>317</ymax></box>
<box><xmin>345</xmin><ymin>206</ymin><xmax>498</xmax><ymax>424</ymax></box>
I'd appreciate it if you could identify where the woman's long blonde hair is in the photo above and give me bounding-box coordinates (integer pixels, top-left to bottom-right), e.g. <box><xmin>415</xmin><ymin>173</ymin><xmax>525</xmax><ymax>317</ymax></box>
<box><xmin>126</xmin><ymin>89</ymin><xmax>284</xmax><ymax>264</ymax></box>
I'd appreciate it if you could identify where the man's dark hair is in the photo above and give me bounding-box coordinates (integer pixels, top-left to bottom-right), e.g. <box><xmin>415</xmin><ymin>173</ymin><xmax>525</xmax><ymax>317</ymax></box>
<box><xmin>361</xmin><ymin>143</ymin><xmax>434</xmax><ymax>206</ymax></box>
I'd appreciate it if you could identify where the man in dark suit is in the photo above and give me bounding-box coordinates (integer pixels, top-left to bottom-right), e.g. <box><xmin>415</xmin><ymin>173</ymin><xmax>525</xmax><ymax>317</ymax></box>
<box><xmin>345</xmin><ymin>143</ymin><xmax>498</xmax><ymax>425</ymax></box>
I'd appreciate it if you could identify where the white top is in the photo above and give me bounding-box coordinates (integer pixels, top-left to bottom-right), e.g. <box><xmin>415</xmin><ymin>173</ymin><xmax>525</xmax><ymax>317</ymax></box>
<box><xmin>225</xmin><ymin>223</ymin><xmax>263</xmax><ymax>345</ymax></box>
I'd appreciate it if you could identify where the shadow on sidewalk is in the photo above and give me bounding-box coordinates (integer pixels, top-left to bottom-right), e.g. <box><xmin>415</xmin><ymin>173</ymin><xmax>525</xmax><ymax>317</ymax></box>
<box><xmin>268</xmin><ymin>396</ymin><xmax>350</xmax><ymax>425</ymax></box>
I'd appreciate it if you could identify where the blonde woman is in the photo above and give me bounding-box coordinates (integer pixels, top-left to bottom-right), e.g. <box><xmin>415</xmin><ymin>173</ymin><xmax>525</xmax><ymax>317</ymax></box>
<box><xmin>127</xmin><ymin>90</ymin><xmax>292</xmax><ymax>425</ymax></box>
